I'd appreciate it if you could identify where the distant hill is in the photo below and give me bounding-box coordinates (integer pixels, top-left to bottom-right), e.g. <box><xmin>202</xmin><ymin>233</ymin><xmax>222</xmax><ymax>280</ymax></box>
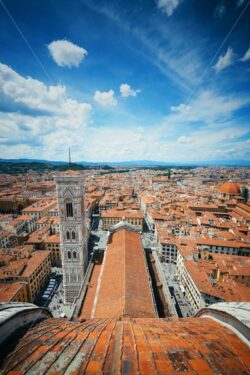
<box><xmin>0</xmin><ymin>158</ymin><xmax>249</xmax><ymax>169</ymax></box>
<box><xmin>0</xmin><ymin>158</ymin><xmax>67</xmax><ymax>166</ymax></box>
<box><xmin>0</xmin><ymin>160</ymin><xmax>113</xmax><ymax>174</ymax></box>
<box><xmin>79</xmin><ymin>159</ymin><xmax>250</xmax><ymax>167</ymax></box>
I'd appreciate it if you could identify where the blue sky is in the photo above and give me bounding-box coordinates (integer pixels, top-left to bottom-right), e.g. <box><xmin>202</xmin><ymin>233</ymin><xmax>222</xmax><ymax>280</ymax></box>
<box><xmin>0</xmin><ymin>0</ymin><xmax>250</xmax><ymax>162</ymax></box>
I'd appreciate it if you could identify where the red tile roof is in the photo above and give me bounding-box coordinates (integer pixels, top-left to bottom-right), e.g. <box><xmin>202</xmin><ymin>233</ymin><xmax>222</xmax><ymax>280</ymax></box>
<box><xmin>79</xmin><ymin>252</ymin><xmax>104</xmax><ymax>319</ymax></box>
<box><xmin>101</xmin><ymin>209</ymin><xmax>144</xmax><ymax>219</ymax></box>
<box><xmin>3</xmin><ymin>317</ymin><xmax>250</xmax><ymax>374</ymax></box>
<box><xmin>219</xmin><ymin>182</ymin><xmax>241</xmax><ymax>195</ymax></box>
<box><xmin>93</xmin><ymin>228</ymin><xmax>156</xmax><ymax>318</ymax></box>
<box><xmin>0</xmin><ymin>282</ymin><xmax>25</xmax><ymax>302</ymax></box>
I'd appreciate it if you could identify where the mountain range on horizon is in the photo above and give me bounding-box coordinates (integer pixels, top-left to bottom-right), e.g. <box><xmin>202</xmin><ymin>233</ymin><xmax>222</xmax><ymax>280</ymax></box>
<box><xmin>0</xmin><ymin>158</ymin><xmax>250</xmax><ymax>167</ymax></box>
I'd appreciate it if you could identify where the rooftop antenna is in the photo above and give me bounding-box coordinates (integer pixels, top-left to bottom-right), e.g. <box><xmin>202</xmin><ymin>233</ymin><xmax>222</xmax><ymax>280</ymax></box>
<box><xmin>68</xmin><ymin>147</ymin><xmax>71</xmax><ymax>168</ymax></box>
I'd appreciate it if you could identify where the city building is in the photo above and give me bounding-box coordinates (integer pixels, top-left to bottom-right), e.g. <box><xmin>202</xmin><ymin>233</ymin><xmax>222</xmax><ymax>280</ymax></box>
<box><xmin>101</xmin><ymin>209</ymin><xmax>144</xmax><ymax>231</ymax></box>
<box><xmin>157</xmin><ymin>235</ymin><xmax>178</xmax><ymax>263</ymax></box>
<box><xmin>0</xmin><ymin>250</ymin><xmax>51</xmax><ymax>303</ymax></box>
<box><xmin>44</xmin><ymin>234</ymin><xmax>61</xmax><ymax>266</ymax></box>
<box><xmin>0</xmin><ymin>230</ymin><xmax>17</xmax><ymax>249</ymax></box>
<box><xmin>18</xmin><ymin>250</ymin><xmax>51</xmax><ymax>302</ymax></box>
<box><xmin>0</xmin><ymin>196</ymin><xmax>32</xmax><ymax>213</ymax></box>
<box><xmin>22</xmin><ymin>198</ymin><xmax>56</xmax><ymax>219</ymax></box>
<box><xmin>0</xmin><ymin>282</ymin><xmax>28</xmax><ymax>302</ymax></box>
<box><xmin>176</xmin><ymin>250</ymin><xmax>250</xmax><ymax>314</ymax></box>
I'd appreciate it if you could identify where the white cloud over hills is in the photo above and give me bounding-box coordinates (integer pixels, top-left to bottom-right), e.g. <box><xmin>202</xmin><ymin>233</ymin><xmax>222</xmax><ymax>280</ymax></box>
<box><xmin>48</xmin><ymin>40</ymin><xmax>87</xmax><ymax>68</ymax></box>
<box><xmin>0</xmin><ymin>63</ymin><xmax>249</xmax><ymax>163</ymax></box>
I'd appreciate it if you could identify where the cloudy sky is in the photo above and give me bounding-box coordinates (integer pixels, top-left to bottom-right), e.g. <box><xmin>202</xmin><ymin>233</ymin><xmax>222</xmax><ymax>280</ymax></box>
<box><xmin>0</xmin><ymin>0</ymin><xmax>250</xmax><ymax>163</ymax></box>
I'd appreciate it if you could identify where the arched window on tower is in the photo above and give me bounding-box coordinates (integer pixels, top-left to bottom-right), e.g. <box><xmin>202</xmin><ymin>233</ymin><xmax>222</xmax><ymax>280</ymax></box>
<box><xmin>66</xmin><ymin>230</ymin><xmax>70</xmax><ymax>240</ymax></box>
<box><xmin>65</xmin><ymin>200</ymin><xmax>73</xmax><ymax>217</ymax></box>
<box><xmin>72</xmin><ymin>230</ymin><xmax>76</xmax><ymax>240</ymax></box>
<box><xmin>67</xmin><ymin>251</ymin><xmax>71</xmax><ymax>260</ymax></box>
<box><xmin>73</xmin><ymin>251</ymin><xmax>77</xmax><ymax>260</ymax></box>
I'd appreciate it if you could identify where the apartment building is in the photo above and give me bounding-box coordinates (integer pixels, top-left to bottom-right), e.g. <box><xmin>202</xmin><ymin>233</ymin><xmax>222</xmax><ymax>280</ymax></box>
<box><xmin>22</xmin><ymin>198</ymin><xmax>56</xmax><ymax>219</ymax></box>
<box><xmin>177</xmin><ymin>249</ymin><xmax>250</xmax><ymax>314</ymax></box>
<box><xmin>44</xmin><ymin>234</ymin><xmax>61</xmax><ymax>266</ymax></box>
<box><xmin>0</xmin><ymin>281</ymin><xmax>28</xmax><ymax>302</ymax></box>
<box><xmin>0</xmin><ymin>230</ymin><xmax>18</xmax><ymax>249</ymax></box>
<box><xmin>197</xmin><ymin>238</ymin><xmax>250</xmax><ymax>257</ymax></box>
<box><xmin>101</xmin><ymin>209</ymin><xmax>144</xmax><ymax>231</ymax></box>
<box><xmin>36</xmin><ymin>216</ymin><xmax>59</xmax><ymax>234</ymax></box>
<box><xmin>157</xmin><ymin>234</ymin><xmax>177</xmax><ymax>263</ymax></box>
<box><xmin>19</xmin><ymin>251</ymin><xmax>51</xmax><ymax>302</ymax></box>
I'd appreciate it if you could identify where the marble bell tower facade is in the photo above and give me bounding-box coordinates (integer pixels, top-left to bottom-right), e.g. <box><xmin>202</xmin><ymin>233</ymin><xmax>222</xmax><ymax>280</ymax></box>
<box><xmin>55</xmin><ymin>171</ymin><xmax>88</xmax><ymax>303</ymax></box>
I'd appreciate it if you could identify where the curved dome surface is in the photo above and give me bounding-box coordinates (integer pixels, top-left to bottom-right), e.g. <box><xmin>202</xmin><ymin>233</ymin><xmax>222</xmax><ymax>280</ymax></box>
<box><xmin>0</xmin><ymin>302</ymin><xmax>52</xmax><ymax>346</ymax></box>
<box><xmin>2</xmin><ymin>317</ymin><xmax>250</xmax><ymax>374</ymax></box>
<box><xmin>219</xmin><ymin>181</ymin><xmax>241</xmax><ymax>195</ymax></box>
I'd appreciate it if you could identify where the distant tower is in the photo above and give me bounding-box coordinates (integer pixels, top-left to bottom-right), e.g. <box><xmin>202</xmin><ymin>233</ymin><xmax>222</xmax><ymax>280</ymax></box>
<box><xmin>55</xmin><ymin>171</ymin><xmax>88</xmax><ymax>303</ymax></box>
<box><xmin>68</xmin><ymin>147</ymin><xmax>71</xmax><ymax>168</ymax></box>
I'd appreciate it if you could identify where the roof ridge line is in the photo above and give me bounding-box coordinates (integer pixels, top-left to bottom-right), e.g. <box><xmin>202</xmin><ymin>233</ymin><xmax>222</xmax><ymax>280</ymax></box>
<box><xmin>124</xmin><ymin>229</ymin><xmax>126</xmax><ymax>316</ymax></box>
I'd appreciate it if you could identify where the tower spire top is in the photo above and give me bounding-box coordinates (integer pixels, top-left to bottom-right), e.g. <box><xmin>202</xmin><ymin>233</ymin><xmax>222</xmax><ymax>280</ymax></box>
<box><xmin>68</xmin><ymin>147</ymin><xmax>71</xmax><ymax>167</ymax></box>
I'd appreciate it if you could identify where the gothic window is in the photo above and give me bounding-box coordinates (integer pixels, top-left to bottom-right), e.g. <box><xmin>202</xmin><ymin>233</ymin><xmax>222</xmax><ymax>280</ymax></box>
<box><xmin>72</xmin><ymin>230</ymin><xmax>76</xmax><ymax>240</ymax></box>
<box><xmin>66</xmin><ymin>230</ymin><xmax>70</xmax><ymax>240</ymax></box>
<box><xmin>73</xmin><ymin>251</ymin><xmax>77</xmax><ymax>259</ymax></box>
<box><xmin>65</xmin><ymin>200</ymin><xmax>73</xmax><ymax>217</ymax></box>
<box><xmin>67</xmin><ymin>251</ymin><xmax>71</xmax><ymax>260</ymax></box>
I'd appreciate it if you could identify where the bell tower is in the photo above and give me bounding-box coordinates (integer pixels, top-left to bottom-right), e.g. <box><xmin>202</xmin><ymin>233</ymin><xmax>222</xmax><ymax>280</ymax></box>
<box><xmin>55</xmin><ymin>171</ymin><xmax>88</xmax><ymax>303</ymax></box>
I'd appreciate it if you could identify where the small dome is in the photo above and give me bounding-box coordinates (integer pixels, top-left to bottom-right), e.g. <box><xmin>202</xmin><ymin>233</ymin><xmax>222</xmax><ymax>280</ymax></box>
<box><xmin>219</xmin><ymin>181</ymin><xmax>240</xmax><ymax>195</ymax></box>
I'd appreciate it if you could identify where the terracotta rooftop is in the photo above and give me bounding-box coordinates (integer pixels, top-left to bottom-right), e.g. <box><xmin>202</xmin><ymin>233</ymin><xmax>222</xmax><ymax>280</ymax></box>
<box><xmin>56</xmin><ymin>170</ymin><xmax>81</xmax><ymax>176</ymax></box>
<box><xmin>101</xmin><ymin>209</ymin><xmax>144</xmax><ymax>219</ymax></box>
<box><xmin>0</xmin><ymin>230</ymin><xmax>15</xmax><ymax>240</ymax></box>
<box><xmin>92</xmin><ymin>228</ymin><xmax>156</xmax><ymax>318</ymax></box>
<box><xmin>79</xmin><ymin>252</ymin><xmax>104</xmax><ymax>320</ymax></box>
<box><xmin>219</xmin><ymin>181</ymin><xmax>241</xmax><ymax>195</ymax></box>
<box><xmin>185</xmin><ymin>259</ymin><xmax>250</xmax><ymax>302</ymax></box>
<box><xmin>22</xmin><ymin>199</ymin><xmax>55</xmax><ymax>213</ymax></box>
<box><xmin>0</xmin><ymin>282</ymin><xmax>25</xmax><ymax>302</ymax></box>
<box><xmin>21</xmin><ymin>251</ymin><xmax>51</xmax><ymax>278</ymax></box>
<box><xmin>196</xmin><ymin>238</ymin><xmax>250</xmax><ymax>248</ymax></box>
<box><xmin>3</xmin><ymin>317</ymin><xmax>250</xmax><ymax>374</ymax></box>
<box><xmin>44</xmin><ymin>234</ymin><xmax>60</xmax><ymax>244</ymax></box>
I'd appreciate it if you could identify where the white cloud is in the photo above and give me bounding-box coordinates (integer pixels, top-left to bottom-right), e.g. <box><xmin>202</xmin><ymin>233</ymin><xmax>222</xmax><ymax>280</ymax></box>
<box><xmin>156</xmin><ymin>0</ymin><xmax>182</xmax><ymax>16</ymax></box>
<box><xmin>0</xmin><ymin>63</ymin><xmax>66</xmax><ymax>112</ymax></box>
<box><xmin>236</xmin><ymin>0</ymin><xmax>246</xmax><ymax>7</ymax></box>
<box><xmin>80</xmin><ymin>90</ymin><xmax>250</xmax><ymax>163</ymax></box>
<box><xmin>240</xmin><ymin>47</ymin><xmax>250</xmax><ymax>62</ymax></box>
<box><xmin>0</xmin><ymin>63</ymin><xmax>91</xmax><ymax>122</ymax></box>
<box><xmin>214</xmin><ymin>2</ymin><xmax>226</xmax><ymax>18</ymax></box>
<box><xmin>168</xmin><ymin>90</ymin><xmax>249</xmax><ymax>125</ymax></box>
<box><xmin>120</xmin><ymin>83</ymin><xmax>141</xmax><ymax>97</ymax></box>
<box><xmin>177</xmin><ymin>135</ymin><xmax>192</xmax><ymax>144</ymax></box>
<box><xmin>0</xmin><ymin>62</ymin><xmax>249</xmax><ymax>163</ymax></box>
<box><xmin>214</xmin><ymin>47</ymin><xmax>235</xmax><ymax>72</ymax></box>
<box><xmin>171</xmin><ymin>103</ymin><xmax>190</xmax><ymax>113</ymax></box>
<box><xmin>48</xmin><ymin>40</ymin><xmax>87</xmax><ymax>68</ymax></box>
<box><xmin>0</xmin><ymin>62</ymin><xmax>92</xmax><ymax>160</ymax></box>
<box><xmin>94</xmin><ymin>89</ymin><xmax>117</xmax><ymax>107</ymax></box>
